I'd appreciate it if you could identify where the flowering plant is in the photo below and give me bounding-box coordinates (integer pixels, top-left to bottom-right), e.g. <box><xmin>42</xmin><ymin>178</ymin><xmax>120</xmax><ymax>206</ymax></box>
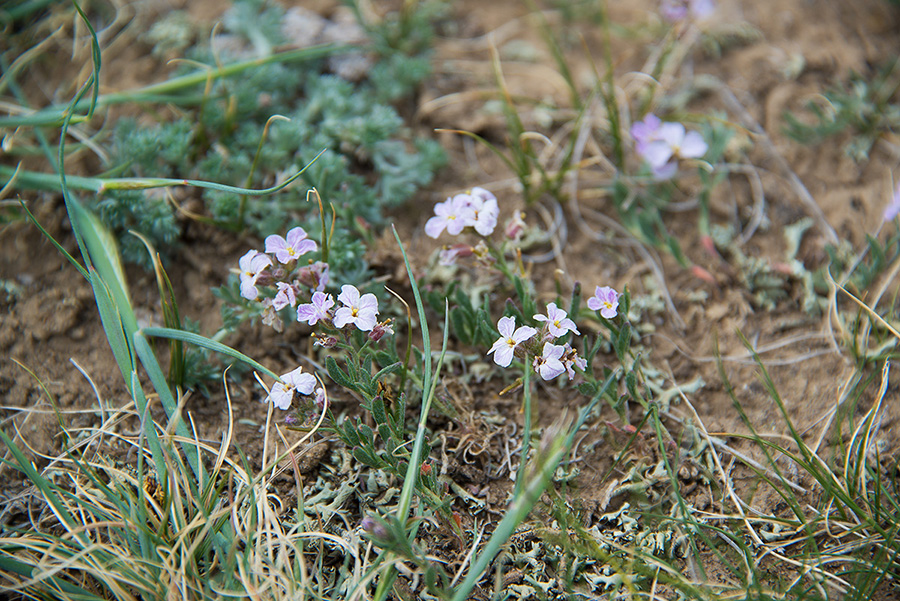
<box><xmin>631</xmin><ymin>113</ymin><xmax>708</xmax><ymax>180</ymax></box>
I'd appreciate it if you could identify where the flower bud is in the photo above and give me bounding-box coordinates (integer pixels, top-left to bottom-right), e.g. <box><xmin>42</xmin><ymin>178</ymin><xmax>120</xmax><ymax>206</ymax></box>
<box><xmin>505</xmin><ymin>210</ymin><xmax>526</xmax><ymax>241</ymax></box>
<box><xmin>312</xmin><ymin>333</ymin><xmax>337</xmax><ymax>348</ymax></box>
<box><xmin>367</xmin><ymin>319</ymin><xmax>394</xmax><ymax>343</ymax></box>
<box><xmin>439</xmin><ymin>244</ymin><xmax>473</xmax><ymax>266</ymax></box>
<box><xmin>360</xmin><ymin>515</ymin><xmax>390</xmax><ymax>543</ymax></box>
<box><xmin>297</xmin><ymin>261</ymin><xmax>330</xmax><ymax>292</ymax></box>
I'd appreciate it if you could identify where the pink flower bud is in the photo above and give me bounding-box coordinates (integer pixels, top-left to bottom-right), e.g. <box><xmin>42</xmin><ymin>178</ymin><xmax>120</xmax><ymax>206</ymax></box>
<box><xmin>367</xmin><ymin>319</ymin><xmax>395</xmax><ymax>342</ymax></box>
<box><xmin>439</xmin><ymin>244</ymin><xmax>474</xmax><ymax>266</ymax></box>
<box><xmin>505</xmin><ymin>211</ymin><xmax>526</xmax><ymax>241</ymax></box>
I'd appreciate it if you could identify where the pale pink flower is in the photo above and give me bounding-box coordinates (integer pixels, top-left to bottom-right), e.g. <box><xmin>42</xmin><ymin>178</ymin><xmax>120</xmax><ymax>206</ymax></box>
<box><xmin>534</xmin><ymin>302</ymin><xmax>581</xmax><ymax>338</ymax></box>
<box><xmin>267</xmin><ymin>366</ymin><xmax>317</xmax><ymax>410</ymax></box>
<box><xmin>296</xmin><ymin>290</ymin><xmax>334</xmax><ymax>325</ymax></box>
<box><xmin>644</xmin><ymin>122</ymin><xmax>707</xmax><ymax>179</ymax></box>
<box><xmin>632</xmin><ymin>114</ymin><xmax>707</xmax><ymax>179</ymax></box>
<box><xmin>457</xmin><ymin>187</ymin><xmax>499</xmax><ymax>236</ymax></box>
<box><xmin>333</xmin><ymin>284</ymin><xmax>379</xmax><ymax>331</ymax></box>
<box><xmin>661</xmin><ymin>0</ymin><xmax>714</xmax><ymax>21</ymax></box>
<box><xmin>631</xmin><ymin>113</ymin><xmax>664</xmax><ymax>155</ymax></box>
<box><xmin>587</xmin><ymin>286</ymin><xmax>620</xmax><ymax>319</ymax></box>
<box><xmin>883</xmin><ymin>184</ymin><xmax>900</xmax><ymax>222</ymax></box>
<box><xmin>533</xmin><ymin>342</ymin><xmax>566</xmax><ymax>381</ymax></box>
<box><xmin>238</xmin><ymin>250</ymin><xmax>272</xmax><ymax>300</ymax></box>
<box><xmin>272</xmin><ymin>282</ymin><xmax>297</xmax><ymax>311</ymax></box>
<box><xmin>265</xmin><ymin>226</ymin><xmax>317</xmax><ymax>264</ymax></box>
<box><xmin>488</xmin><ymin>316</ymin><xmax>537</xmax><ymax>367</ymax></box>
<box><xmin>425</xmin><ymin>196</ymin><xmax>476</xmax><ymax>238</ymax></box>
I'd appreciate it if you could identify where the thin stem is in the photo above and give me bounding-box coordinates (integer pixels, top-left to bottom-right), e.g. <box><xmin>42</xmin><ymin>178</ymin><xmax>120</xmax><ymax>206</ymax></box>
<box><xmin>513</xmin><ymin>367</ymin><xmax>532</xmax><ymax>499</ymax></box>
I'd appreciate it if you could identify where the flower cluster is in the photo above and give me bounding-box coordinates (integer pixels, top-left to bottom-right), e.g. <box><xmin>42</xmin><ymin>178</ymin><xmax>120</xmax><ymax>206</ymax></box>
<box><xmin>239</xmin><ymin>226</ymin><xmax>320</xmax><ymax>302</ymax></box>
<box><xmin>631</xmin><ymin>113</ymin><xmax>708</xmax><ymax>179</ymax></box>
<box><xmin>660</xmin><ymin>0</ymin><xmax>714</xmax><ymax>22</ymax></box>
<box><xmin>424</xmin><ymin>187</ymin><xmax>533</xmax><ymax>270</ymax></box>
<box><xmin>487</xmin><ymin>287</ymin><xmax>620</xmax><ymax>382</ymax></box>
<box><xmin>235</xmin><ymin>226</ymin><xmax>394</xmax><ymax>410</ymax></box>
<box><xmin>236</xmin><ymin>226</ymin><xmax>390</xmax><ymax>333</ymax></box>
<box><xmin>425</xmin><ymin>187</ymin><xmax>500</xmax><ymax>238</ymax></box>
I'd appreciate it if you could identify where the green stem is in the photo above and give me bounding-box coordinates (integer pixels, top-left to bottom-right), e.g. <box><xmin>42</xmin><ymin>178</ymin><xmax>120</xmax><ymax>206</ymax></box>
<box><xmin>0</xmin><ymin>45</ymin><xmax>346</xmax><ymax>129</ymax></box>
<box><xmin>513</xmin><ymin>367</ymin><xmax>532</xmax><ymax>499</ymax></box>
<box><xmin>371</xmin><ymin>227</ymin><xmax>449</xmax><ymax>601</ymax></box>
<box><xmin>1</xmin><ymin>149</ymin><xmax>324</xmax><ymax>196</ymax></box>
<box><xmin>238</xmin><ymin>115</ymin><xmax>289</xmax><ymax>228</ymax></box>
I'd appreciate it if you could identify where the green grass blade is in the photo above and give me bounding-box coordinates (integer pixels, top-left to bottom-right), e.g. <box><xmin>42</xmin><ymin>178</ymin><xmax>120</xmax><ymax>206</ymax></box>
<box><xmin>140</xmin><ymin>327</ymin><xmax>279</xmax><ymax>381</ymax></box>
<box><xmin>390</xmin><ymin>225</ymin><xmax>444</xmax><ymax>523</ymax></box>
<box><xmin>0</xmin><ymin>430</ymin><xmax>80</xmax><ymax>534</ymax></box>
<box><xmin>71</xmin><ymin>1</ymin><xmax>100</xmax><ymax>120</ymax></box>
<box><xmin>132</xmin><ymin>330</ymin><xmax>203</xmax><ymax>481</ymax></box>
<box><xmin>131</xmin><ymin>231</ymin><xmax>186</xmax><ymax>387</ymax></box>
<box><xmin>1</xmin><ymin>148</ymin><xmax>326</xmax><ymax>196</ymax></box>
<box><xmin>18</xmin><ymin>197</ymin><xmax>88</xmax><ymax>279</ymax></box>
<box><xmin>450</xmin><ymin>420</ymin><xmax>570</xmax><ymax>601</ymax></box>
<box><xmin>69</xmin><ymin>198</ymin><xmax>135</xmax><ymax>324</ymax></box>
<box><xmin>88</xmin><ymin>268</ymin><xmax>135</xmax><ymax>388</ymax></box>
<box><xmin>0</xmin><ymin>45</ymin><xmax>346</xmax><ymax>128</ymax></box>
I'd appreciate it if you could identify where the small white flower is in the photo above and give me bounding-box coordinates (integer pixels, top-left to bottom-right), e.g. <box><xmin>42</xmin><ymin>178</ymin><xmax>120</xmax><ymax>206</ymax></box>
<box><xmin>266</xmin><ymin>366</ymin><xmax>316</xmax><ymax>410</ymax></box>
<box><xmin>534</xmin><ymin>302</ymin><xmax>580</xmax><ymax>338</ymax></box>
<box><xmin>488</xmin><ymin>316</ymin><xmax>537</xmax><ymax>367</ymax></box>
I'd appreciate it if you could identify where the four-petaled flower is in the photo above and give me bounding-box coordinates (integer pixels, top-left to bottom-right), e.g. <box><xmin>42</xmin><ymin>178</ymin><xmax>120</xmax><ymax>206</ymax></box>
<box><xmin>266</xmin><ymin>366</ymin><xmax>317</xmax><ymax>410</ymax></box>
<box><xmin>239</xmin><ymin>250</ymin><xmax>272</xmax><ymax>300</ymax></box>
<box><xmin>587</xmin><ymin>286</ymin><xmax>620</xmax><ymax>319</ymax></box>
<box><xmin>534</xmin><ymin>302</ymin><xmax>581</xmax><ymax>338</ymax></box>
<box><xmin>488</xmin><ymin>316</ymin><xmax>537</xmax><ymax>367</ymax></box>
<box><xmin>265</xmin><ymin>226</ymin><xmax>318</xmax><ymax>264</ymax></box>
<box><xmin>424</xmin><ymin>196</ymin><xmax>476</xmax><ymax>238</ymax></box>
<box><xmin>333</xmin><ymin>285</ymin><xmax>379</xmax><ymax>331</ymax></box>
<box><xmin>533</xmin><ymin>342</ymin><xmax>567</xmax><ymax>381</ymax></box>
<box><xmin>425</xmin><ymin>187</ymin><xmax>502</xmax><ymax>238</ymax></box>
<box><xmin>632</xmin><ymin>114</ymin><xmax>707</xmax><ymax>179</ymax></box>
<box><xmin>296</xmin><ymin>290</ymin><xmax>335</xmax><ymax>326</ymax></box>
